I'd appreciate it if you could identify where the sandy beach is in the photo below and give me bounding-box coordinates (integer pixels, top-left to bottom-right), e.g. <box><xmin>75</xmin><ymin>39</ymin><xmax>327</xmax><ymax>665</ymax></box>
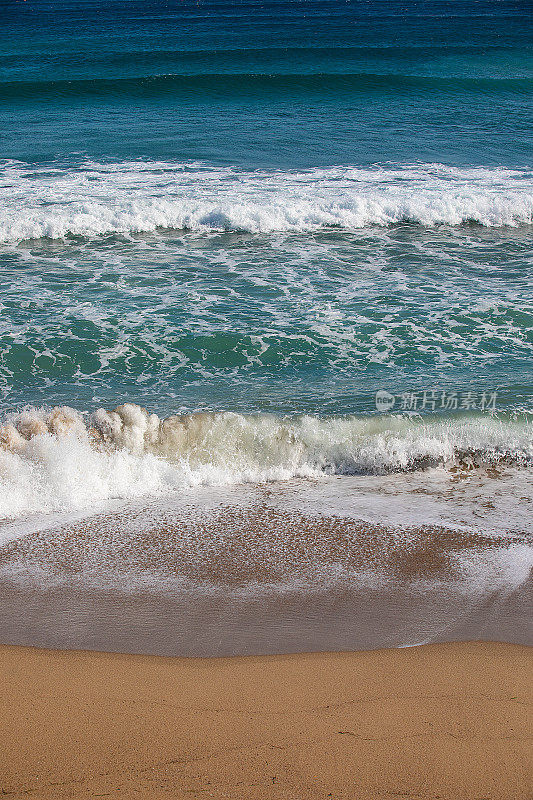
<box><xmin>0</xmin><ymin>640</ymin><xmax>531</xmax><ymax>800</ymax></box>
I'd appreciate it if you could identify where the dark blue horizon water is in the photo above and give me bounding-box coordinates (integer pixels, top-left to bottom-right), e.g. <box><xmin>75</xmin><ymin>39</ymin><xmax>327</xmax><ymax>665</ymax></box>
<box><xmin>1</xmin><ymin>0</ymin><xmax>532</xmax><ymax>168</ymax></box>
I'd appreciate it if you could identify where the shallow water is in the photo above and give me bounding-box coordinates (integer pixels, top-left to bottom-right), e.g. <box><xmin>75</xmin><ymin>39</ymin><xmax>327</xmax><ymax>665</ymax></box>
<box><xmin>0</xmin><ymin>0</ymin><xmax>532</xmax><ymax>654</ymax></box>
<box><xmin>0</xmin><ymin>479</ymin><xmax>531</xmax><ymax>655</ymax></box>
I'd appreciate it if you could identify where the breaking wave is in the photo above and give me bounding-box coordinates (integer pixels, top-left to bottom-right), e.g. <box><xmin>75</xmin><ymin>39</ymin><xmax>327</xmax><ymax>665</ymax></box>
<box><xmin>0</xmin><ymin>161</ymin><xmax>532</xmax><ymax>242</ymax></box>
<box><xmin>0</xmin><ymin>403</ymin><xmax>531</xmax><ymax>520</ymax></box>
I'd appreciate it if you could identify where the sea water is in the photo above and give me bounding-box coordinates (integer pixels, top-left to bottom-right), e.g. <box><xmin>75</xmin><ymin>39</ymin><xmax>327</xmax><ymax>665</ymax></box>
<box><xmin>0</xmin><ymin>0</ymin><xmax>531</xmax><ymax>652</ymax></box>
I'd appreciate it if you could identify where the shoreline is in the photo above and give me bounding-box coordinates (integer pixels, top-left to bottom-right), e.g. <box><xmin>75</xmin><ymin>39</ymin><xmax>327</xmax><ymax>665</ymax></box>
<box><xmin>1</xmin><ymin>492</ymin><xmax>530</xmax><ymax>657</ymax></box>
<box><xmin>1</xmin><ymin>640</ymin><xmax>531</xmax><ymax>800</ymax></box>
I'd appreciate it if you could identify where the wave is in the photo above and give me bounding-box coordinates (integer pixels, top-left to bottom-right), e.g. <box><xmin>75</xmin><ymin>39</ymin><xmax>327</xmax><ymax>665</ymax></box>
<box><xmin>4</xmin><ymin>45</ymin><xmax>528</xmax><ymax>86</ymax></box>
<box><xmin>0</xmin><ymin>161</ymin><xmax>532</xmax><ymax>241</ymax></box>
<box><xmin>3</xmin><ymin>72</ymin><xmax>533</xmax><ymax>102</ymax></box>
<box><xmin>0</xmin><ymin>403</ymin><xmax>531</xmax><ymax>520</ymax></box>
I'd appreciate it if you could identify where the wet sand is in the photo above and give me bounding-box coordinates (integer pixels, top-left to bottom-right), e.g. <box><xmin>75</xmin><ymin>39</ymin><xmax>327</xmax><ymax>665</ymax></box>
<box><xmin>0</xmin><ymin>641</ymin><xmax>531</xmax><ymax>800</ymax></box>
<box><xmin>0</xmin><ymin>498</ymin><xmax>531</xmax><ymax>655</ymax></box>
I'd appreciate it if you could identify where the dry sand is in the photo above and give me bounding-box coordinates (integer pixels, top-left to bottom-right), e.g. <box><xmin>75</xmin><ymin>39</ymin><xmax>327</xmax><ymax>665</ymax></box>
<box><xmin>0</xmin><ymin>641</ymin><xmax>531</xmax><ymax>800</ymax></box>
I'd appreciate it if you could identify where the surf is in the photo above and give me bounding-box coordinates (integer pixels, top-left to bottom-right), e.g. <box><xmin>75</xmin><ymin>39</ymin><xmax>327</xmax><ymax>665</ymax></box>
<box><xmin>0</xmin><ymin>160</ymin><xmax>532</xmax><ymax>243</ymax></box>
<box><xmin>0</xmin><ymin>403</ymin><xmax>531</xmax><ymax>522</ymax></box>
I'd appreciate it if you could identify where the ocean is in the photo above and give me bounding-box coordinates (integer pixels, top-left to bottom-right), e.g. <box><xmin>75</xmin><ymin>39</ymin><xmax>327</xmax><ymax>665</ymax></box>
<box><xmin>0</xmin><ymin>0</ymin><xmax>531</xmax><ymax>655</ymax></box>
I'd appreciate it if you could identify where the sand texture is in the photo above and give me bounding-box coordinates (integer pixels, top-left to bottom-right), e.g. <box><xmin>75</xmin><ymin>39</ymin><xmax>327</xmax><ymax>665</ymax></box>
<box><xmin>0</xmin><ymin>641</ymin><xmax>531</xmax><ymax>800</ymax></box>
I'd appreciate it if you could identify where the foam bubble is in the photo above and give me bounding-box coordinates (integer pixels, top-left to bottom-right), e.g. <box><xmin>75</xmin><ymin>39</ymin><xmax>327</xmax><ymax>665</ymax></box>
<box><xmin>0</xmin><ymin>161</ymin><xmax>532</xmax><ymax>241</ymax></box>
<box><xmin>0</xmin><ymin>403</ymin><xmax>531</xmax><ymax>522</ymax></box>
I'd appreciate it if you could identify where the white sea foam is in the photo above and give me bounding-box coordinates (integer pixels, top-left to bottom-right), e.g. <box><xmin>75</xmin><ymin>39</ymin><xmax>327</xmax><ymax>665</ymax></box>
<box><xmin>0</xmin><ymin>161</ymin><xmax>532</xmax><ymax>241</ymax></box>
<box><xmin>0</xmin><ymin>403</ymin><xmax>531</xmax><ymax>522</ymax></box>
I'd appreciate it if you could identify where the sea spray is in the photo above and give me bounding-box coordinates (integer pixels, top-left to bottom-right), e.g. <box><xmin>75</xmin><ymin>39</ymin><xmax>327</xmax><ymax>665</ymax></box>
<box><xmin>1</xmin><ymin>403</ymin><xmax>531</xmax><ymax>520</ymax></box>
<box><xmin>1</xmin><ymin>161</ymin><xmax>532</xmax><ymax>242</ymax></box>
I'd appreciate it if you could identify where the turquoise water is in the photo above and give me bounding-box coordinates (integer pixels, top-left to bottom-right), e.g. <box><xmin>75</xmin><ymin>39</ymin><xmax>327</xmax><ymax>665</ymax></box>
<box><xmin>2</xmin><ymin>220</ymin><xmax>532</xmax><ymax>414</ymax></box>
<box><xmin>0</xmin><ymin>1</ymin><xmax>532</xmax><ymax>520</ymax></box>
<box><xmin>1</xmin><ymin>0</ymin><xmax>532</xmax><ymax>417</ymax></box>
<box><xmin>0</xmin><ymin>2</ymin><xmax>531</xmax><ymax>660</ymax></box>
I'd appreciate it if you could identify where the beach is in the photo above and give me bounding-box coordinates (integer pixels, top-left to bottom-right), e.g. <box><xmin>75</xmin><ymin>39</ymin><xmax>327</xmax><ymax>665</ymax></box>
<box><xmin>0</xmin><ymin>641</ymin><xmax>531</xmax><ymax>800</ymax></box>
<box><xmin>0</xmin><ymin>480</ymin><xmax>531</xmax><ymax>656</ymax></box>
<box><xmin>1</xmin><ymin>1</ymin><xmax>532</xmax><ymax>797</ymax></box>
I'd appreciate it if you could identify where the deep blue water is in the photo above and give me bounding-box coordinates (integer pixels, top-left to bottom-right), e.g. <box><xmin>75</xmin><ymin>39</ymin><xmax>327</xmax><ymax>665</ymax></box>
<box><xmin>1</xmin><ymin>0</ymin><xmax>532</xmax><ymax>167</ymax></box>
